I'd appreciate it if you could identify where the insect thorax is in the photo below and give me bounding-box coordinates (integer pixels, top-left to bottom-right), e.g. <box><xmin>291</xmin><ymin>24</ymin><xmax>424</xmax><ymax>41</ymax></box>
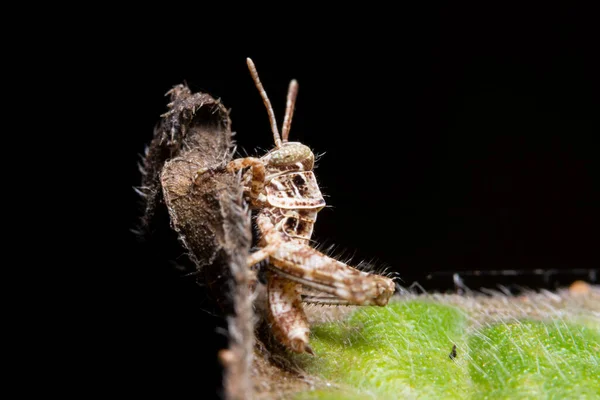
<box><xmin>261</xmin><ymin>207</ymin><xmax>320</xmax><ymax>243</ymax></box>
<box><xmin>261</xmin><ymin>168</ymin><xmax>326</xmax><ymax>243</ymax></box>
<box><xmin>266</xmin><ymin>171</ymin><xmax>325</xmax><ymax>209</ymax></box>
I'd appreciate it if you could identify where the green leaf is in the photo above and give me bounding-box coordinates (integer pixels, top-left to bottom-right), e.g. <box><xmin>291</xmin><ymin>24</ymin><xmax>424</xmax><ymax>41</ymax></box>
<box><xmin>292</xmin><ymin>300</ymin><xmax>600</xmax><ymax>399</ymax></box>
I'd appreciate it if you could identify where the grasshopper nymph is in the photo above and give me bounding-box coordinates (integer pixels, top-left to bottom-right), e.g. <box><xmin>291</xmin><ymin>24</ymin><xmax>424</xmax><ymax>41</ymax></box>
<box><xmin>221</xmin><ymin>58</ymin><xmax>395</xmax><ymax>354</ymax></box>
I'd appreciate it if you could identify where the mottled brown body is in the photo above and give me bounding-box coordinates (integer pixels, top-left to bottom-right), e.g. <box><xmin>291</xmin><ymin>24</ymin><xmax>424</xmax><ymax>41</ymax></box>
<box><xmin>220</xmin><ymin>59</ymin><xmax>396</xmax><ymax>354</ymax></box>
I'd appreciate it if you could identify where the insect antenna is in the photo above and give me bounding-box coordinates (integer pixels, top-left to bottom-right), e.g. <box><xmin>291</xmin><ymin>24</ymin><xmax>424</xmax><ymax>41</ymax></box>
<box><xmin>281</xmin><ymin>79</ymin><xmax>298</xmax><ymax>142</ymax></box>
<box><xmin>246</xmin><ymin>58</ymin><xmax>282</xmax><ymax>148</ymax></box>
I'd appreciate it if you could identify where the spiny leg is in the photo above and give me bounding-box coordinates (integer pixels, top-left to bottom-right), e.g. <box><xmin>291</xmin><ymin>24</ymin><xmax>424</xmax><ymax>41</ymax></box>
<box><xmin>267</xmin><ymin>241</ymin><xmax>396</xmax><ymax>306</ymax></box>
<box><xmin>267</xmin><ymin>271</ymin><xmax>313</xmax><ymax>354</ymax></box>
<box><xmin>226</xmin><ymin>157</ymin><xmax>266</xmax><ymax>206</ymax></box>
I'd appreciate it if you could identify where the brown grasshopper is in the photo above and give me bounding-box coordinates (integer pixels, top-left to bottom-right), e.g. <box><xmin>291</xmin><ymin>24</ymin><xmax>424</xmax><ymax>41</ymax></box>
<box><xmin>222</xmin><ymin>58</ymin><xmax>395</xmax><ymax>354</ymax></box>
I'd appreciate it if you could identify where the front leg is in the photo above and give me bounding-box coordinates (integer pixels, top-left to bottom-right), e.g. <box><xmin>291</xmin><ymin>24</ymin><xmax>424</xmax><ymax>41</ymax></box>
<box><xmin>245</xmin><ymin>213</ymin><xmax>286</xmax><ymax>268</ymax></box>
<box><xmin>226</xmin><ymin>157</ymin><xmax>266</xmax><ymax>207</ymax></box>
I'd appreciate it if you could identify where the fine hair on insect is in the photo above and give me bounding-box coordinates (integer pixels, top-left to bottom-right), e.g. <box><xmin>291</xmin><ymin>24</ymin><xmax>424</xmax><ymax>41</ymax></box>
<box><xmin>214</xmin><ymin>58</ymin><xmax>396</xmax><ymax>354</ymax></box>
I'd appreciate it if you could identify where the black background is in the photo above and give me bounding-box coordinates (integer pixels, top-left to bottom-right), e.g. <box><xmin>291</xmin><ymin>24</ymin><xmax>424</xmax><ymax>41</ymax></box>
<box><xmin>114</xmin><ymin>5</ymin><xmax>598</xmax><ymax>398</ymax></box>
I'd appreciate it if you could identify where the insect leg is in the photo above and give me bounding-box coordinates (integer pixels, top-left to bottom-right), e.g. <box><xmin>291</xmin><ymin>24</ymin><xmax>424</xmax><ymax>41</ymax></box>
<box><xmin>226</xmin><ymin>157</ymin><xmax>266</xmax><ymax>205</ymax></box>
<box><xmin>246</xmin><ymin>244</ymin><xmax>278</xmax><ymax>267</ymax></box>
<box><xmin>245</xmin><ymin>213</ymin><xmax>286</xmax><ymax>268</ymax></box>
<box><xmin>268</xmin><ymin>242</ymin><xmax>396</xmax><ymax>306</ymax></box>
<box><xmin>267</xmin><ymin>271</ymin><xmax>313</xmax><ymax>354</ymax></box>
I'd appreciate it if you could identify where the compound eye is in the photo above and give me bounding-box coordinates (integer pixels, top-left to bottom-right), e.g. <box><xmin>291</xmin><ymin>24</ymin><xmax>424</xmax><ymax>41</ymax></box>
<box><xmin>269</xmin><ymin>143</ymin><xmax>314</xmax><ymax>168</ymax></box>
